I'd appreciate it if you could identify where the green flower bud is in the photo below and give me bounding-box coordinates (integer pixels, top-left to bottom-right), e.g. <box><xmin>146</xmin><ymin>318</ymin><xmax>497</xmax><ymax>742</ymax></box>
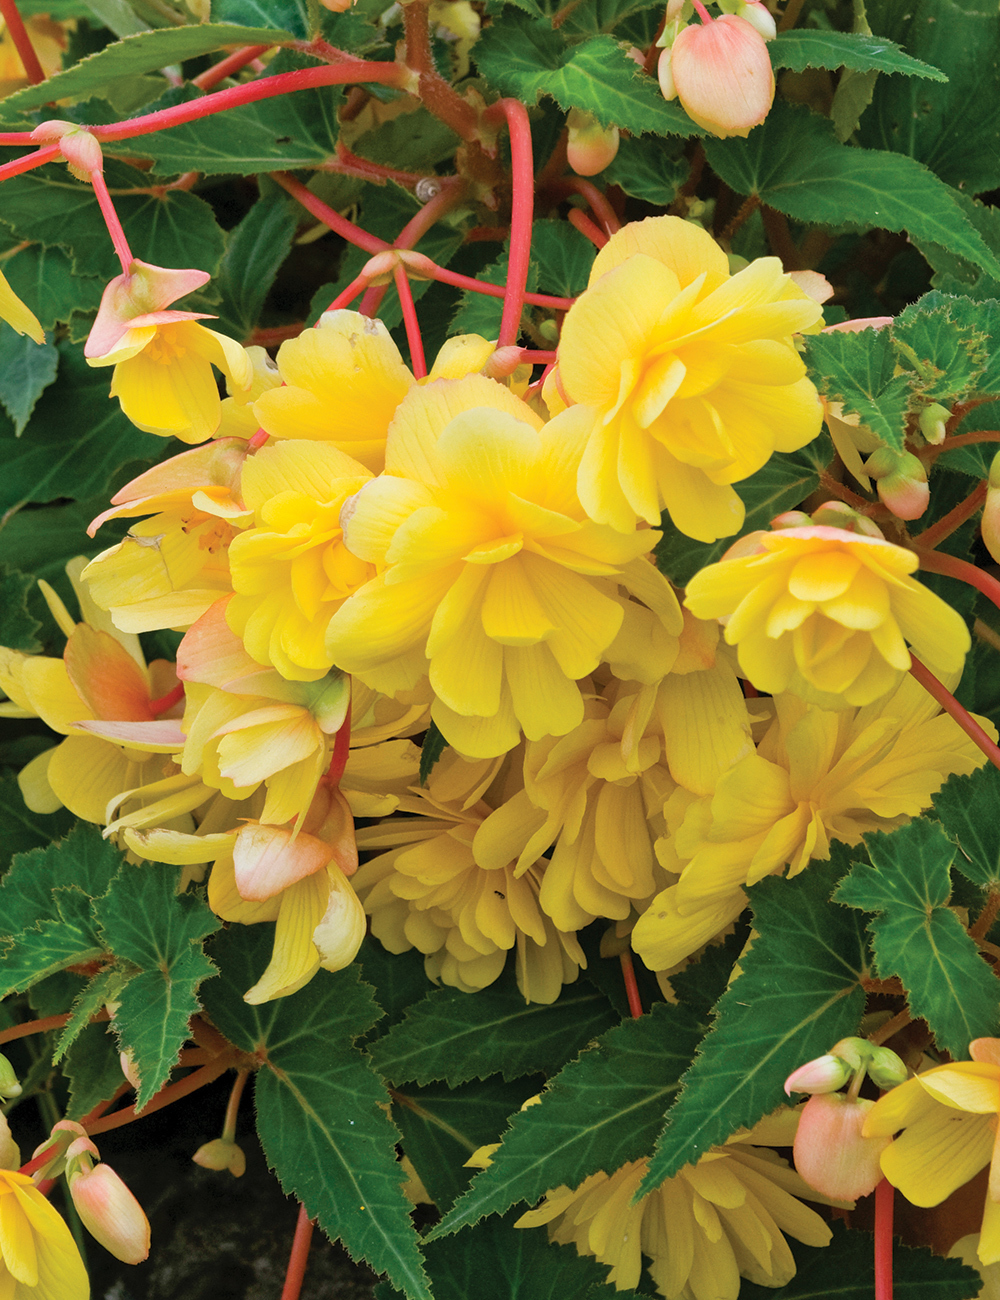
<box><xmin>867</xmin><ymin>1045</ymin><xmax>908</xmax><ymax>1090</ymax></box>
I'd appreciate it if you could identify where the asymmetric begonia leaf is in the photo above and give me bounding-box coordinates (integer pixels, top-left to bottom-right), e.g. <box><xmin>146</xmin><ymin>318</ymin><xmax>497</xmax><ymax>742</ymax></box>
<box><xmin>429</xmin><ymin>1000</ymin><xmax>702</xmax><ymax>1238</ymax></box>
<box><xmin>769</xmin><ymin>30</ymin><xmax>947</xmax><ymax>80</ymax></box>
<box><xmin>802</xmin><ymin>327</ymin><xmax>909</xmax><ymax>451</ymax></box>
<box><xmin>601</xmin><ymin>134</ymin><xmax>689</xmax><ymax>205</ymax></box>
<box><xmin>889</xmin><ymin>294</ymin><xmax>989</xmax><ymax>404</ymax></box>
<box><xmin>92</xmin><ymin>865</ymin><xmax>220</xmax><ymax>1109</ymax></box>
<box><xmin>933</xmin><ymin>764</ymin><xmax>1000</xmax><ymax>890</ymax></box>
<box><xmin>638</xmin><ymin>855</ymin><xmax>868</xmax><ymax>1197</ymax></box>
<box><xmin>836</xmin><ymin>821</ymin><xmax>1000</xmax><ymax>1058</ymax></box>
<box><xmin>213</xmin><ymin>182</ymin><xmax>298</xmax><ymax>342</ymax></box>
<box><xmin>705</xmin><ymin>101</ymin><xmax>1000</xmax><ymax>282</ymax></box>
<box><xmin>200</xmin><ymin>925</ymin><xmax>433</xmax><ymax>1300</ymax></box>
<box><xmin>63</xmin><ymin>1019</ymin><xmax>129</xmax><ymax>1122</ymax></box>
<box><xmin>371</xmin><ymin>971</ymin><xmax>618</xmax><ymax>1085</ymax></box>
<box><xmin>0</xmin><ymin>326</ymin><xmax>59</xmax><ymax>436</ymax></box>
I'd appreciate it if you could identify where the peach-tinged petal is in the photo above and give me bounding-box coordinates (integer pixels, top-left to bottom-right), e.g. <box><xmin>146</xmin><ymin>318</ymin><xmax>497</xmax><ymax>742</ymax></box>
<box><xmin>64</xmin><ymin>625</ymin><xmax>152</xmax><ymax>722</ymax></box>
<box><xmin>233</xmin><ymin>824</ymin><xmax>332</xmax><ymax>901</ymax></box>
<box><xmin>86</xmin><ymin>259</ymin><xmax>211</xmax><ymax>358</ymax></box>
<box><xmin>75</xmin><ymin>719</ymin><xmax>186</xmax><ymax>751</ymax></box>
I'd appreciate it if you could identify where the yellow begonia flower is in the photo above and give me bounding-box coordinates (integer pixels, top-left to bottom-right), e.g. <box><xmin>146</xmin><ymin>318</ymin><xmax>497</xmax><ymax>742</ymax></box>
<box><xmin>215</xmin><ymin>345</ymin><xmax>281</xmax><ymax>439</ymax></box>
<box><xmin>0</xmin><ymin>1169</ymin><xmax>90</xmax><ymax>1300</ymax></box>
<box><xmin>328</xmin><ymin>373</ymin><xmax>677</xmax><ymax>758</ymax></box>
<box><xmin>516</xmin><ymin>1132</ymin><xmax>835</xmax><ymax>1298</ymax></box>
<box><xmin>0</xmin><ymin>269</ymin><xmax>44</xmax><ymax>344</ymax></box>
<box><xmin>550</xmin><ymin>215</ymin><xmax>823</xmax><ymax>542</ymax></box>
<box><xmin>863</xmin><ymin>1039</ymin><xmax>1000</xmax><ymax>1266</ymax></box>
<box><xmin>633</xmin><ymin>674</ymin><xmax>993</xmax><ymax>972</ymax></box>
<box><xmin>85</xmin><ymin>259</ymin><xmax>252</xmax><ymax>444</ymax></box>
<box><xmin>353</xmin><ymin>747</ymin><xmax>586</xmax><ymax>1002</ymax></box>
<box><xmin>226</xmin><ymin>440</ymin><xmax>374</xmax><ymax>680</ymax></box>
<box><xmin>684</xmin><ymin>524</ymin><xmax>971</xmax><ymax>707</ymax></box>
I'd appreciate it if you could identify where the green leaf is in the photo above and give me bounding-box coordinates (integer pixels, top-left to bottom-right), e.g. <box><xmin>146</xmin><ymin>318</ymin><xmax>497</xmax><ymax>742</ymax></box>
<box><xmin>355</xmin><ymin>942</ymin><xmax>433</xmax><ymax>1041</ymax></box>
<box><xmin>836</xmin><ymin>821</ymin><xmax>1000</xmax><ymax>1058</ymax></box>
<box><xmin>211</xmin><ymin>0</ymin><xmax>310</xmax><ymax>37</ymax></box>
<box><xmin>890</xmin><ymin>294</ymin><xmax>989</xmax><ymax>404</ymax></box>
<box><xmin>63</xmin><ymin>1019</ymin><xmax>128</xmax><ymax>1121</ymax></box>
<box><xmin>353</xmin><ymin>108</ymin><xmax>462</xmax><ymax>172</ymax></box>
<box><xmin>52</xmin><ymin>969</ymin><xmax>121</xmax><ymax>1063</ymax></box>
<box><xmin>201</xmin><ymin>925</ymin><xmax>432</xmax><ymax>1300</ymax></box>
<box><xmin>0</xmin><ymin>565</ymin><xmax>42</xmax><ymax>652</ymax></box>
<box><xmin>859</xmin><ymin>0</ymin><xmax>1000</xmax><ymax>195</ymax></box>
<box><xmin>0</xmin><ymin>342</ymin><xmax>162</xmax><ymax>516</ymax></box>
<box><xmin>473</xmin><ymin>14</ymin><xmax>701</xmax><ymax>136</ymax></box>
<box><xmin>704</xmin><ymin>101</ymin><xmax>1000</xmax><ymax>283</ymax></box>
<box><xmin>653</xmin><ymin>436</ymin><xmax>832</xmax><ymax>587</ymax></box>
<box><xmin>738</xmin><ymin>1221</ymin><xmax>979</xmax><ymax>1299</ymax></box>
<box><xmin>529</xmin><ymin>219</ymin><xmax>595</xmax><ymax>296</ymax></box>
<box><xmin>0</xmin><ymin>772</ymin><xmax>72</xmax><ymax>871</ymax></box>
<box><xmin>0</xmin><ymin>23</ymin><xmax>299</xmax><ymax>113</ymax></box>
<box><xmin>371</xmin><ymin>970</ymin><xmax>618</xmax><ymax>1086</ymax></box>
<box><xmin>769</xmin><ymin>30</ymin><xmax>947</xmax><ymax>80</ymax></box>
<box><xmin>934</xmin><ymin>764</ymin><xmax>1000</xmax><ymax>890</ymax></box>
<box><xmin>0</xmin><ymin>328</ymin><xmax>59</xmax><ymax>437</ymax></box>
<box><xmin>601</xmin><ymin>133</ymin><xmax>688</xmax><ymax>205</ymax></box>
<box><xmin>0</xmin><ymin>243</ymin><xmax>105</xmax><ymax>333</ymax></box>
<box><xmin>418</xmin><ymin>720</ymin><xmax>449</xmax><ymax>786</ymax></box>
<box><xmin>213</xmin><ymin>182</ymin><xmax>297</xmax><ymax>341</ymax></box>
<box><xmin>802</xmin><ymin>329</ymin><xmax>909</xmax><ymax>451</ymax></box>
<box><xmin>638</xmin><ymin>855</ymin><xmax>868</xmax><ymax>1197</ymax></box>
<box><xmin>92</xmin><ymin>865</ymin><xmax>219</xmax><ymax>1108</ymax></box>
<box><xmin>430</xmin><ymin>1000</ymin><xmax>702</xmax><ymax>1239</ymax></box>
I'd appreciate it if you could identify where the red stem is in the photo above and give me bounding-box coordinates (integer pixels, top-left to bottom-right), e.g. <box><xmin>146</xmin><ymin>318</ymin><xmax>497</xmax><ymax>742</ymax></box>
<box><xmin>395</xmin><ymin>264</ymin><xmax>427</xmax><ymax>377</ymax></box>
<box><xmin>270</xmin><ymin>171</ymin><xmax>389</xmax><ymax>254</ymax></box>
<box><xmin>482</xmin><ymin>99</ymin><xmax>534</xmax><ymax>348</ymax></box>
<box><xmin>568</xmin><ymin>207</ymin><xmax>608</xmax><ymax>249</ymax></box>
<box><xmin>90</xmin><ymin>169</ymin><xmax>134</xmax><ymax>275</ymax></box>
<box><xmin>393</xmin><ymin>178</ymin><xmax>466</xmax><ymax>251</ymax></box>
<box><xmin>326</xmin><ymin>271</ymin><xmax>375</xmax><ymax>314</ymax></box>
<box><xmin>519</xmin><ymin>349</ymin><xmax>557</xmax><ymax>363</ymax></box>
<box><xmin>422</xmin><ymin>263</ymin><xmax>575</xmax><ymax>311</ymax></box>
<box><xmin>85</xmin><ymin>1060</ymin><xmax>231</xmax><ymax>1136</ymax></box>
<box><xmin>324</xmin><ymin>707</ymin><xmax>353</xmax><ymax>788</ymax></box>
<box><xmin>874</xmin><ymin>1177</ymin><xmax>894</xmax><ymax>1300</ymax></box>
<box><xmin>916</xmin><ymin>547</ymin><xmax>1000</xmax><ymax>618</ymax></box>
<box><xmin>938</xmin><ymin>430</ymin><xmax>1000</xmax><ymax>451</ymax></box>
<box><xmin>149</xmin><ymin>681</ymin><xmax>185</xmax><ymax>716</ymax></box>
<box><xmin>280</xmin><ymin>1204</ymin><xmax>316</xmax><ymax>1300</ymax></box>
<box><xmin>358</xmin><ymin>283</ymin><xmax>388</xmax><ymax>318</ymax></box>
<box><xmin>0</xmin><ymin>144</ymin><xmax>60</xmax><ymax>183</ymax></box>
<box><xmin>909</xmin><ymin>655</ymin><xmax>1000</xmax><ymax>773</ymax></box>
<box><xmin>401</xmin><ymin>0</ymin><xmax>478</xmax><ymax>142</ymax></box>
<box><xmin>18</xmin><ymin>1148</ymin><xmax>57</xmax><ymax>1179</ymax></box>
<box><xmin>0</xmin><ymin>0</ymin><xmax>45</xmax><ymax>83</ymax></box>
<box><xmin>0</xmin><ymin>1008</ymin><xmax>109</xmax><ymax>1047</ymax></box>
<box><xmin>559</xmin><ymin>175</ymin><xmax>621</xmax><ymax>236</ymax></box>
<box><xmin>192</xmin><ymin>44</ymin><xmax>273</xmax><ymax>91</ymax></box>
<box><xmin>620</xmin><ymin>951</ymin><xmax>644</xmax><ymax>1019</ymax></box>
<box><xmin>912</xmin><ymin>481</ymin><xmax>987</xmax><ymax>550</ymax></box>
<box><xmin>90</xmin><ymin>62</ymin><xmax>405</xmax><ymax>143</ymax></box>
<box><xmin>329</xmin><ymin>141</ymin><xmax>428</xmax><ymax>188</ymax></box>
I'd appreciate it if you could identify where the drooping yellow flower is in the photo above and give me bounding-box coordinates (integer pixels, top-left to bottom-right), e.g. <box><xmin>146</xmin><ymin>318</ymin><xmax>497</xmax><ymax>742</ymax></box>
<box><xmin>225</xmin><ymin>440</ymin><xmax>374</xmax><ymax>680</ymax></box>
<box><xmin>684</xmin><ymin>524</ymin><xmax>971</xmax><ymax>707</ymax></box>
<box><xmin>0</xmin><ymin>1168</ymin><xmax>90</xmax><ymax>1300</ymax></box>
<box><xmin>549</xmin><ymin>215</ymin><xmax>823</xmax><ymax>542</ymax></box>
<box><xmin>353</xmin><ymin>747</ymin><xmax>586</xmax><ymax>1002</ymax></box>
<box><xmin>0</xmin><ymin>269</ymin><xmax>44</xmax><ymax>344</ymax></box>
<box><xmin>516</xmin><ymin>1114</ymin><xmax>835</xmax><ymax>1298</ymax></box>
<box><xmin>633</xmin><ymin>674</ymin><xmax>993</xmax><ymax>972</ymax></box>
<box><xmin>328</xmin><ymin>373</ymin><xmax>677</xmax><ymax>757</ymax></box>
<box><xmin>863</xmin><ymin>1039</ymin><xmax>1000</xmax><ymax>1266</ymax></box>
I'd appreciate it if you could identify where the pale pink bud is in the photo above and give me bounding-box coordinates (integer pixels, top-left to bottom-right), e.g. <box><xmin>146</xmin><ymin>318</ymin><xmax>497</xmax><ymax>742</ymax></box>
<box><xmin>784</xmin><ymin>1054</ymin><xmax>852</xmax><ymax>1096</ymax></box>
<box><xmin>669</xmin><ymin>13</ymin><xmax>775</xmax><ymax>138</ymax></box>
<box><xmin>193</xmin><ymin>1138</ymin><xmax>246</xmax><ymax>1177</ymax></box>
<box><xmin>982</xmin><ymin>451</ymin><xmax>1000</xmax><ymax>565</ymax></box>
<box><xmin>30</xmin><ymin>120</ymin><xmax>103</xmax><ymax>181</ymax></box>
<box><xmin>657</xmin><ymin>45</ymin><xmax>678</xmax><ymax>99</ymax></box>
<box><xmin>69</xmin><ymin>1163</ymin><xmax>151</xmax><ymax>1264</ymax></box>
<box><xmin>808</xmin><ymin>500</ymin><xmax>886</xmax><ymax>538</ymax></box>
<box><xmin>566</xmin><ymin>109</ymin><xmax>620</xmax><ymax>176</ymax></box>
<box><xmin>771</xmin><ymin>510</ymin><xmax>813</xmax><ymax>530</ymax></box>
<box><xmin>865</xmin><ymin>448</ymin><xmax>929</xmax><ymax>521</ymax></box>
<box><xmin>794</xmin><ymin>1093</ymin><xmax>889</xmax><ymax>1200</ymax></box>
<box><xmin>120</xmin><ymin>1050</ymin><xmax>141</xmax><ymax>1090</ymax></box>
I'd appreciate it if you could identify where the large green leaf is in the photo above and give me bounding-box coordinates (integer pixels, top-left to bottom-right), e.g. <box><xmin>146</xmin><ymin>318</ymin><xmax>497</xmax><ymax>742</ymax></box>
<box><xmin>0</xmin><ymin>23</ymin><xmax>298</xmax><ymax>113</ymax></box>
<box><xmin>429</xmin><ymin>1000</ymin><xmax>702</xmax><ymax>1239</ymax></box>
<box><xmin>769</xmin><ymin>30</ymin><xmax>947</xmax><ymax>80</ymax></box>
<box><xmin>836</xmin><ymin>821</ymin><xmax>1000</xmax><ymax>1058</ymax></box>
<box><xmin>0</xmin><ymin>328</ymin><xmax>59</xmax><ymax>437</ymax></box>
<box><xmin>371</xmin><ymin>970</ymin><xmax>618</xmax><ymax>1086</ymax></box>
<box><xmin>638</xmin><ymin>855</ymin><xmax>868</xmax><ymax>1197</ymax></box>
<box><xmin>201</xmin><ymin>926</ymin><xmax>432</xmax><ymax>1300</ymax></box>
<box><xmin>0</xmin><ymin>242</ymin><xmax>105</xmax><ymax>334</ymax></box>
<box><xmin>934</xmin><ymin>764</ymin><xmax>1000</xmax><ymax>891</ymax></box>
<box><xmin>63</xmin><ymin>1019</ymin><xmax>128</xmax><ymax>1121</ymax></box>
<box><xmin>802</xmin><ymin>328</ymin><xmax>910</xmax><ymax>452</ymax></box>
<box><xmin>213</xmin><ymin>181</ymin><xmax>298</xmax><ymax>342</ymax></box>
<box><xmin>705</xmin><ymin>101</ymin><xmax>1000</xmax><ymax>282</ymax></box>
<box><xmin>92</xmin><ymin>865</ymin><xmax>219</xmax><ymax>1109</ymax></box>
<box><xmin>0</xmin><ymin>565</ymin><xmax>42</xmax><ymax>653</ymax></box>
<box><xmin>601</xmin><ymin>133</ymin><xmax>688</xmax><ymax>206</ymax></box>
<box><xmin>890</xmin><ymin>293</ymin><xmax>989</xmax><ymax>404</ymax></box>
<box><xmin>0</xmin><ymin>772</ymin><xmax>72</xmax><ymax>872</ymax></box>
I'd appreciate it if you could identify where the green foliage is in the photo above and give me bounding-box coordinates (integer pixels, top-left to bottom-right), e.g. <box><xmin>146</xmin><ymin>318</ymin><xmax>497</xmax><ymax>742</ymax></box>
<box><xmin>213</xmin><ymin>181</ymin><xmax>298</xmax><ymax>341</ymax></box>
<box><xmin>418</xmin><ymin>720</ymin><xmax>450</xmax><ymax>785</ymax></box>
<box><xmin>802</xmin><ymin>329</ymin><xmax>911</xmax><ymax>451</ymax></box>
<box><xmin>934</xmin><ymin>764</ymin><xmax>1000</xmax><ymax>890</ymax></box>
<box><xmin>0</xmin><ymin>772</ymin><xmax>72</xmax><ymax>871</ymax></box>
<box><xmin>601</xmin><ymin>134</ymin><xmax>688</xmax><ymax>205</ymax></box>
<box><xmin>0</xmin><ymin>565</ymin><xmax>42</xmax><ymax>652</ymax></box>
<box><xmin>769</xmin><ymin>30</ymin><xmax>948</xmax><ymax>80</ymax></box>
<box><xmin>836</xmin><ymin>821</ymin><xmax>1000</xmax><ymax>1058</ymax></box>
<box><xmin>202</xmin><ymin>925</ymin><xmax>433</xmax><ymax>1300</ymax></box>
<box><xmin>638</xmin><ymin>856</ymin><xmax>868</xmax><ymax>1196</ymax></box>
<box><xmin>0</xmin><ymin>242</ymin><xmax>104</xmax><ymax>335</ymax></box>
<box><xmin>0</xmin><ymin>327</ymin><xmax>59</xmax><ymax>436</ymax></box>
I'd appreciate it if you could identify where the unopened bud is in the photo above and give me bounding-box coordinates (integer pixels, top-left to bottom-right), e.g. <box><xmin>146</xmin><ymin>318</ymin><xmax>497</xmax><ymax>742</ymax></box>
<box><xmin>793</xmin><ymin>1093</ymin><xmax>889</xmax><ymax>1200</ymax></box>
<box><xmin>30</xmin><ymin>121</ymin><xmax>103</xmax><ymax>182</ymax></box>
<box><xmin>666</xmin><ymin>13</ymin><xmax>775</xmax><ymax>137</ymax></box>
<box><xmin>566</xmin><ymin>109</ymin><xmax>620</xmax><ymax>176</ymax></box>
<box><xmin>657</xmin><ymin>45</ymin><xmax>678</xmax><ymax>99</ymax></box>
<box><xmin>0</xmin><ymin>1113</ymin><xmax>19</xmax><ymax>1171</ymax></box>
<box><xmin>918</xmin><ymin>402</ymin><xmax>951</xmax><ymax>446</ymax></box>
<box><xmin>193</xmin><ymin>1138</ymin><xmax>246</xmax><ymax>1177</ymax></box>
<box><xmin>69</xmin><ymin>1163</ymin><xmax>151</xmax><ymax>1264</ymax></box>
<box><xmin>981</xmin><ymin>450</ymin><xmax>1000</xmax><ymax>565</ymax></box>
<box><xmin>867</xmin><ymin>1045</ymin><xmax>908</xmax><ymax>1090</ymax></box>
<box><xmin>0</xmin><ymin>1053</ymin><xmax>21</xmax><ymax>1100</ymax></box>
<box><xmin>808</xmin><ymin>500</ymin><xmax>886</xmax><ymax>538</ymax></box>
<box><xmin>784</xmin><ymin>1054</ymin><xmax>852</xmax><ymax>1096</ymax></box>
<box><xmin>771</xmin><ymin>510</ymin><xmax>813</xmax><ymax>530</ymax></box>
<box><xmin>865</xmin><ymin>447</ymin><xmax>929</xmax><ymax>521</ymax></box>
<box><xmin>828</xmin><ymin>1036</ymin><xmax>867</xmax><ymax>1071</ymax></box>
<box><xmin>734</xmin><ymin>0</ymin><xmax>776</xmax><ymax>40</ymax></box>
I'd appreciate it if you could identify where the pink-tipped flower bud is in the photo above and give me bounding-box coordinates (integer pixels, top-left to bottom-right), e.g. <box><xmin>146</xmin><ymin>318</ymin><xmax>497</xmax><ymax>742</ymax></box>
<box><xmin>808</xmin><ymin>500</ymin><xmax>886</xmax><ymax>538</ymax></box>
<box><xmin>918</xmin><ymin>402</ymin><xmax>951</xmax><ymax>446</ymax></box>
<box><xmin>30</xmin><ymin>120</ymin><xmax>103</xmax><ymax>182</ymax></box>
<box><xmin>734</xmin><ymin>0</ymin><xmax>776</xmax><ymax>40</ymax></box>
<box><xmin>865</xmin><ymin>447</ymin><xmax>930</xmax><ymax>521</ymax></box>
<box><xmin>981</xmin><ymin>449</ymin><xmax>1000</xmax><ymax>565</ymax></box>
<box><xmin>784</xmin><ymin>1054</ymin><xmax>853</xmax><ymax>1096</ymax></box>
<box><xmin>68</xmin><ymin>1163</ymin><xmax>151</xmax><ymax>1264</ymax></box>
<box><xmin>666</xmin><ymin>12</ymin><xmax>775</xmax><ymax>137</ymax></box>
<box><xmin>771</xmin><ymin>510</ymin><xmax>813</xmax><ymax>530</ymax></box>
<box><xmin>0</xmin><ymin>1053</ymin><xmax>21</xmax><ymax>1101</ymax></box>
<box><xmin>793</xmin><ymin>1093</ymin><xmax>890</xmax><ymax>1200</ymax></box>
<box><xmin>193</xmin><ymin>1138</ymin><xmax>247</xmax><ymax>1178</ymax></box>
<box><xmin>566</xmin><ymin>109</ymin><xmax>620</xmax><ymax>176</ymax></box>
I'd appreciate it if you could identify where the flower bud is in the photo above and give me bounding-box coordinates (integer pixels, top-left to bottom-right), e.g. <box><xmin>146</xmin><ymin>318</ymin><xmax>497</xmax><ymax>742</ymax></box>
<box><xmin>807</xmin><ymin>500</ymin><xmax>886</xmax><ymax>538</ymax></box>
<box><xmin>69</xmin><ymin>1163</ymin><xmax>150</xmax><ymax>1264</ymax></box>
<box><xmin>30</xmin><ymin>121</ymin><xmax>103</xmax><ymax>182</ymax></box>
<box><xmin>667</xmin><ymin>13</ymin><xmax>775</xmax><ymax>138</ymax></box>
<box><xmin>793</xmin><ymin>1093</ymin><xmax>889</xmax><ymax>1200</ymax></box>
<box><xmin>0</xmin><ymin>1053</ymin><xmax>21</xmax><ymax>1100</ymax></box>
<box><xmin>828</xmin><ymin>1036</ymin><xmax>867</xmax><ymax>1071</ymax></box>
<box><xmin>735</xmin><ymin>0</ymin><xmax>776</xmax><ymax>40</ymax></box>
<box><xmin>981</xmin><ymin>450</ymin><xmax>1000</xmax><ymax>565</ymax></box>
<box><xmin>771</xmin><ymin>510</ymin><xmax>813</xmax><ymax>530</ymax></box>
<box><xmin>193</xmin><ymin>1138</ymin><xmax>246</xmax><ymax>1177</ymax></box>
<box><xmin>566</xmin><ymin>109</ymin><xmax>620</xmax><ymax>176</ymax></box>
<box><xmin>657</xmin><ymin>45</ymin><xmax>678</xmax><ymax>100</ymax></box>
<box><xmin>867</xmin><ymin>1045</ymin><xmax>908</xmax><ymax>1090</ymax></box>
<box><xmin>864</xmin><ymin>447</ymin><xmax>929</xmax><ymax>521</ymax></box>
<box><xmin>0</xmin><ymin>1112</ymin><xmax>20</xmax><ymax>1172</ymax></box>
<box><xmin>784</xmin><ymin>1054</ymin><xmax>853</xmax><ymax>1096</ymax></box>
<box><xmin>918</xmin><ymin>402</ymin><xmax>951</xmax><ymax>446</ymax></box>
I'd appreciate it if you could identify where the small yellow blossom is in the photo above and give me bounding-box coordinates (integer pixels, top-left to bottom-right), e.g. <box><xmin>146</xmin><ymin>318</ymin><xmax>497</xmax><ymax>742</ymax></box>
<box><xmin>684</xmin><ymin>524</ymin><xmax>971</xmax><ymax>706</ymax></box>
<box><xmin>0</xmin><ymin>1168</ymin><xmax>90</xmax><ymax>1300</ymax></box>
<box><xmin>550</xmin><ymin>215</ymin><xmax>823</xmax><ymax>542</ymax></box>
<box><xmin>0</xmin><ymin>269</ymin><xmax>44</xmax><ymax>344</ymax></box>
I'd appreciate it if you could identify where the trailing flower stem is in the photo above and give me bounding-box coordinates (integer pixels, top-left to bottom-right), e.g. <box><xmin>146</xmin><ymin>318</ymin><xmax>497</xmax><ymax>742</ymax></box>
<box><xmin>270</xmin><ymin>171</ymin><xmax>390</xmax><ymax>254</ymax></box>
<box><xmin>280</xmin><ymin>1205</ymin><xmax>316</xmax><ymax>1300</ymax></box>
<box><xmin>85</xmin><ymin>1059</ymin><xmax>234</xmax><ymax>1137</ymax></box>
<box><xmin>0</xmin><ymin>0</ymin><xmax>45</xmax><ymax>84</ymax></box>
<box><xmin>0</xmin><ymin>144</ymin><xmax>60</xmax><ymax>183</ymax></box>
<box><xmin>484</xmin><ymin>98</ymin><xmax>534</xmax><ymax>348</ymax></box>
<box><xmin>909</xmin><ymin>654</ymin><xmax>1000</xmax><ymax>773</ymax></box>
<box><xmin>620</xmin><ymin>951</ymin><xmax>644</xmax><ymax>1019</ymax></box>
<box><xmin>192</xmin><ymin>43</ymin><xmax>272</xmax><ymax>91</ymax></box>
<box><xmin>912</xmin><ymin>481</ymin><xmax>987</xmax><ymax>550</ymax></box>
<box><xmin>90</xmin><ymin>169</ymin><xmax>134</xmax><ymax>275</ymax></box>
<box><xmin>0</xmin><ymin>1008</ymin><xmax>109</xmax><ymax>1047</ymax></box>
<box><xmin>395</xmin><ymin>264</ymin><xmax>427</xmax><ymax>378</ymax></box>
<box><xmin>568</xmin><ymin>207</ymin><xmax>608</xmax><ymax>248</ymax></box>
<box><xmin>874</xmin><ymin>1177</ymin><xmax>894</xmax><ymax>1300</ymax></box>
<box><xmin>916</xmin><ymin>546</ymin><xmax>1000</xmax><ymax>619</ymax></box>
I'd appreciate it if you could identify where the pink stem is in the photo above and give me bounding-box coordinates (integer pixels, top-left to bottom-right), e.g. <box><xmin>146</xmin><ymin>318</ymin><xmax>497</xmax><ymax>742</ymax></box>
<box><xmin>270</xmin><ymin>171</ymin><xmax>389</xmax><ymax>254</ymax></box>
<box><xmin>358</xmin><ymin>284</ymin><xmax>388</xmax><ymax>317</ymax></box>
<box><xmin>912</xmin><ymin>481</ymin><xmax>987</xmax><ymax>550</ymax></box>
<box><xmin>425</xmin><ymin>263</ymin><xmax>575</xmax><ymax>310</ymax></box>
<box><xmin>0</xmin><ymin>0</ymin><xmax>45</xmax><ymax>83</ymax></box>
<box><xmin>874</xmin><ymin>1177</ymin><xmax>894</xmax><ymax>1300</ymax></box>
<box><xmin>280</xmin><ymin>1205</ymin><xmax>316</xmax><ymax>1300</ymax></box>
<box><xmin>192</xmin><ymin>44</ymin><xmax>273</xmax><ymax>91</ymax></box>
<box><xmin>90</xmin><ymin>62</ymin><xmax>405</xmax><ymax>143</ymax></box>
<box><xmin>90</xmin><ymin>169</ymin><xmax>134</xmax><ymax>274</ymax></box>
<box><xmin>620</xmin><ymin>951</ymin><xmax>644</xmax><ymax>1018</ymax></box>
<box><xmin>325</xmin><ymin>271</ymin><xmax>375</xmax><ymax>313</ymax></box>
<box><xmin>393</xmin><ymin>178</ymin><xmax>465</xmax><ymax>251</ymax></box>
<box><xmin>0</xmin><ymin>131</ymin><xmax>36</xmax><ymax>144</ymax></box>
<box><xmin>560</xmin><ymin>175</ymin><xmax>621</xmax><ymax>235</ymax></box>
<box><xmin>691</xmin><ymin>0</ymin><xmax>714</xmax><ymax>22</ymax></box>
<box><xmin>909</xmin><ymin>655</ymin><xmax>1000</xmax><ymax>773</ymax></box>
<box><xmin>568</xmin><ymin>207</ymin><xmax>608</xmax><ymax>248</ymax></box>
<box><xmin>0</xmin><ymin>144</ymin><xmax>60</xmax><ymax>182</ymax></box>
<box><xmin>484</xmin><ymin>98</ymin><xmax>534</xmax><ymax>348</ymax></box>
<box><xmin>916</xmin><ymin>547</ymin><xmax>1000</xmax><ymax>618</ymax></box>
<box><xmin>395</xmin><ymin>264</ymin><xmax>427</xmax><ymax>377</ymax></box>
<box><xmin>519</xmin><ymin>349</ymin><xmax>557</xmax><ymax>362</ymax></box>
<box><xmin>329</xmin><ymin>142</ymin><xmax>428</xmax><ymax>188</ymax></box>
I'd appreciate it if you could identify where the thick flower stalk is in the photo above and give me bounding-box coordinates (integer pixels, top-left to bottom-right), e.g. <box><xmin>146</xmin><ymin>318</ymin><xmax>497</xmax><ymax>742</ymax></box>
<box><xmin>549</xmin><ymin>216</ymin><xmax>824</xmax><ymax>542</ymax></box>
